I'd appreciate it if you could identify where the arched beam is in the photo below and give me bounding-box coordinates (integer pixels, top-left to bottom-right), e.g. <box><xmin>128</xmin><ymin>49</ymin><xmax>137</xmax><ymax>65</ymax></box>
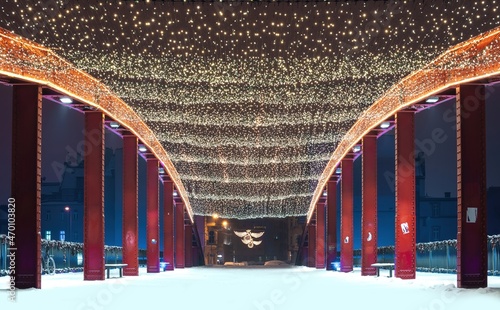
<box><xmin>2</xmin><ymin>26</ymin><xmax>499</xmax><ymax>223</ymax></box>
<box><xmin>308</xmin><ymin>26</ymin><xmax>500</xmax><ymax>222</ymax></box>
<box><xmin>0</xmin><ymin>27</ymin><xmax>193</xmax><ymax>222</ymax></box>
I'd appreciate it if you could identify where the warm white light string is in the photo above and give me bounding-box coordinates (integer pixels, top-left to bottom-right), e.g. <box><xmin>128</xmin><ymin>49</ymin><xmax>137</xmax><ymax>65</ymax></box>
<box><xmin>2</xmin><ymin>0</ymin><xmax>500</xmax><ymax>218</ymax></box>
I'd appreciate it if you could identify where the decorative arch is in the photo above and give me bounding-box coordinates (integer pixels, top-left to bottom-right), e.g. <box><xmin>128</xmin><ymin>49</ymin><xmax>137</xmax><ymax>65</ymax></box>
<box><xmin>308</xmin><ymin>26</ymin><xmax>500</xmax><ymax>222</ymax></box>
<box><xmin>0</xmin><ymin>27</ymin><xmax>193</xmax><ymax>221</ymax></box>
<box><xmin>2</xmin><ymin>25</ymin><xmax>500</xmax><ymax>224</ymax></box>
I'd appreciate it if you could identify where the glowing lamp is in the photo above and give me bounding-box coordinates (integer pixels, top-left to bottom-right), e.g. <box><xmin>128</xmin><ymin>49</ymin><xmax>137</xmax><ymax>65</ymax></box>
<box><xmin>425</xmin><ymin>96</ymin><xmax>439</xmax><ymax>103</ymax></box>
<box><xmin>59</xmin><ymin>97</ymin><xmax>73</xmax><ymax>104</ymax></box>
<box><xmin>380</xmin><ymin>121</ymin><xmax>391</xmax><ymax>129</ymax></box>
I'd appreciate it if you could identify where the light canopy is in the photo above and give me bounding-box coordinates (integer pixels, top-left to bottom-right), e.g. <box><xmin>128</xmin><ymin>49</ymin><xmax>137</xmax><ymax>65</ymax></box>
<box><xmin>1</xmin><ymin>1</ymin><xmax>500</xmax><ymax>219</ymax></box>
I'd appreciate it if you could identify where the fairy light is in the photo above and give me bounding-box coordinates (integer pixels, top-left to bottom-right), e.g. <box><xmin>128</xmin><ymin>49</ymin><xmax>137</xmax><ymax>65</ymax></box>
<box><xmin>1</xmin><ymin>1</ymin><xmax>500</xmax><ymax>219</ymax></box>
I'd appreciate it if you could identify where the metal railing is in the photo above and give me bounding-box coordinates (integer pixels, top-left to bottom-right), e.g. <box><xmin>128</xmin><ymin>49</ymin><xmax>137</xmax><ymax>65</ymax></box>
<box><xmin>353</xmin><ymin>235</ymin><xmax>500</xmax><ymax>275</ymax></box>
<box><xmin>0</xmin><ymin>236</ymin><xmax>149</xmax><ymax>275</ymax></box>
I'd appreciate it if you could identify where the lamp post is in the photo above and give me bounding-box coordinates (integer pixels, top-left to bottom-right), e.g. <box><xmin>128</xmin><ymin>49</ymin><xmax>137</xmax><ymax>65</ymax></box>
<box><xmin>64</xmin><ymin>206</ymin><xmax>72</xmax><ymax>242</ymax></box>
<box><xmin>64</xmin><ymin>206</ymin><xmax>72</xmax><ymax>268</ymax></box>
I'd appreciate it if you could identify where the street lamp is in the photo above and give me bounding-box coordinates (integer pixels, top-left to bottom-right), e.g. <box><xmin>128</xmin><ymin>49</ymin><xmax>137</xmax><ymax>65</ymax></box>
<box><xmin>64</xmin><ymin>206</ymin><xmax>72</xmax><ymax>269</ymax></box>
<box><xmin>64</xmin><ymin>206</ymin><xmax>72</xmax><ymax>243</ymax></box>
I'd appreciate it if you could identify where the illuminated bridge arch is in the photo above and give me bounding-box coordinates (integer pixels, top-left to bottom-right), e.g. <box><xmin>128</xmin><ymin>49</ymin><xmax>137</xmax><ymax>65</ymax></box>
<box><xmin>308</xmin><ymin>26</ymin><xmax>500</xmax><ymax>221</ymax></box>
<box><xmin>2</xmin><ymin>26</ymin><xmax>499</xmax><ymax>225</ymax></box>
<box><xmin>0</xmin><ymin>27</ymin><xmax>193</xmax><ymax>222</ymax></box>
<box><xmin>2</xmin><ymin>24</ymin><xmax>500</xmax><ymax>289</ymax></box>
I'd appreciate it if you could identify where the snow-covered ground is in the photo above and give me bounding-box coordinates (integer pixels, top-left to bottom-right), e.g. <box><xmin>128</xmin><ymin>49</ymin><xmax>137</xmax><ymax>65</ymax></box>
<box><xmin>1</xmin><ymin>267</ymin><xmax>499</xmax><ymax>310</ymax></box>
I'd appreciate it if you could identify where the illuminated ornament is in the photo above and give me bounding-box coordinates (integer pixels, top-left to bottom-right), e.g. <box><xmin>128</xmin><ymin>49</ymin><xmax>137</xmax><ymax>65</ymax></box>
<box><xmin>234</xmin><ymin>230</ymin><xmax>264</xmax><ymax>248</ymax></box>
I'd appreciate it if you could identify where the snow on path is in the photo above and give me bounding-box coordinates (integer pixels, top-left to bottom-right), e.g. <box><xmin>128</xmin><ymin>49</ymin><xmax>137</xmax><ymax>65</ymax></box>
<box><xmin>1</xmin><ymin>267</ymin><xmax>499</xmax><ymax>310</ymax></box>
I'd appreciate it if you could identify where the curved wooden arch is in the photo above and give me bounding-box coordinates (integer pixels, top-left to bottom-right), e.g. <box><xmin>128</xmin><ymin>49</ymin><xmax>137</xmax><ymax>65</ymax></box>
<box><xmin>0</xmin><ymin>28</ymin><xmax>194</xmax><ymax>222</ymax></box>
<box><xmin>307</xmin><ymin>26</ymin><xmax>500</xmax><ymax>222</ymax></box>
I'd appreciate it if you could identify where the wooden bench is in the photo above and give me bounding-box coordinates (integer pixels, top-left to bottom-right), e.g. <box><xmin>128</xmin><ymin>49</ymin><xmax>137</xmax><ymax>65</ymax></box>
<box><xmin>105</xmin><ymin>263</ymin><xmax>128</xmax><ymax>279</ymax></box>
<box><xmin>371</xmin><ymin>263</ymin><xmax>395</xmax><ymax>277</ymax></box>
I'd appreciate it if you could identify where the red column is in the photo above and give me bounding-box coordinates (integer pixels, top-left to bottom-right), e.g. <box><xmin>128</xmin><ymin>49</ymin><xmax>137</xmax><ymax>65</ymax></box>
<box><xmin>122</xmin><ymin>135</ymin><xmax>138</xmax><ymax>276</ymax></box>
<box><xmin>326</xmin><ymin>180</ymin><xmax>338</xmax><ymax>270</ymax></box>
<box><xmin>340</xmin><ymin>159</ymin><xmax>354</xmax><ymax>272</ymax></box>
<box><xmin>395</xmin><ymin>111</ymin><xmax>416</xmax><ymax>279</ymax></box>
<box><xmin>185</xmin><ymin>224</ymin><xmax>193</xmax><ymax>267</ymax></box>
<box><xmin>361</xmin><ymin>136</ymin><xmax>378</xmax><ymax>275</ymax></box>
<box><xmin>146</xmin><ymin>158</ymin><xmax>160</xmax><ymax>273</ymax></box>
<box><xmin>316</xmin><ymin>202</ymin><xmax>326</xmax><ymax>268</ymax></box>
<box><xmin>12</xmin><ymin>85</ymin><xmax>42</xmax><ymax>289</ymax></box>
<box><xmin>456</xmin><ymin>84</ymin><xmax>488</xmax><ymax>288</ymax></box>
<box><xmin>163</xmin><ymin>180</ymin><xmax>175</xmax><ymax>270</ymax></box>
<box><xmin>307</xmin><ymin>224</ymin><xmax>316</xmax><ymax>267</ymax></box>
<box><xmin>175</xmin><ymin>202</ymin><xmax>185</xmax><ymax>268</ymax></box>
<box><xmin>84</xmin><ymin>111</ymin><xmax>105</xmax><ymax>281</ymax></box>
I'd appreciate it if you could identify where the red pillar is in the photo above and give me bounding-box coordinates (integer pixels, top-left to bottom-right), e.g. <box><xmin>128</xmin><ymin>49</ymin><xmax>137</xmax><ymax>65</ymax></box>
<box><xmin>12</xmin><ymin>85</ymin><xmax>42</xmax><ymax>289</ymax></box>
<box><xmin>163</xmin><ymin>180</ymin><xmax>175</xmax><ymax>270</ymax></box>
<box><xmin>456</xmin><ymin>84</ymin><xmax>488</xmax><ymax>288</ymax></box>
<box><xmin>326</xmin><ymin>180</ymin><xmax>338</xmax><ymax>270</ymax></box>
<box><xmin>185</xmin><ymin>224</ymin><xmax>193</xmax><ymax>267</ymax></box>
<box><xmin>395</xmin><ymin>111</ymin><xmax>416</xmax><ymax>279</ymax></box>
<box><xmin>307</xmin><ymin>224</ymin><xmax>316</xmax><ymax>267</ymax></box>
<box><xmin>361</xmin><ymin>135</ymin><xmax>378</xmax><ymax>276</ymax></box>
<box><xmin>84</xmin><ymin>111</ymin><xmax>105</xmax><ymax>281</ymax></box>
<box><xmin>122</xmin><ymin>135</ymin><xmax>138</xmax><ymax>276</ymax></box>
<box><xmin>316</xmin><ymin>202</ymin><xmax>326</xmax><ymax>268</ymax></box>
<box><xmin>146</xmin><ymin>158</ymin><xmax>160</xmax><ymax>273</ymax></box>
<box><xmin>175</xmin><ymin>201</ymin><xmax>185</xmax><ymax>268</ymax></box>
<box><xmin>340</xmin><ymin>159</ymin><xmax>354</xmax><ymax>272</ymax></box>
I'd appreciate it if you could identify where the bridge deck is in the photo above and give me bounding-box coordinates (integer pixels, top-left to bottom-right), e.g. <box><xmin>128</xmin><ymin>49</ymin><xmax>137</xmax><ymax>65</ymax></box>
<box><xmin>2</xmin><ymin>267</ymin><xmax>499</xmax><ymax>309</ymax></box>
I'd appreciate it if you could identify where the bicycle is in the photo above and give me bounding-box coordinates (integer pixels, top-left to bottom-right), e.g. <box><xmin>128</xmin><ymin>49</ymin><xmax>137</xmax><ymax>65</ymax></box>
<box><xmin>41</xmin><ymin>249</ymin><xmax>56</xmax><ymax>275</ymax></box>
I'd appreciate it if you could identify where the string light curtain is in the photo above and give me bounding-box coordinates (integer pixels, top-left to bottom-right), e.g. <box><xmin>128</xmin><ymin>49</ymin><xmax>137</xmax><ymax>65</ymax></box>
<box><xmin>2</xmin><ymin>0</ymin><xmax>500</xmax><ymax>218</ymax></box>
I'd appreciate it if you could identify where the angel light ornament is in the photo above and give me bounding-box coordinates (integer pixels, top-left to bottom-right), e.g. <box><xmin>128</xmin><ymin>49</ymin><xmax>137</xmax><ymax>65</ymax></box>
<box><xmin>234</xmin><ymin>230</ymin><xmax>264</xmax><ymax>248</ymax></box>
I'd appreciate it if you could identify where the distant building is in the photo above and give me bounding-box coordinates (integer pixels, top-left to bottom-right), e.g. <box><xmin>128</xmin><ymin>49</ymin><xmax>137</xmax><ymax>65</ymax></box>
<box><xmin>204</xmin><ymin>216</ymin><xmax>292</xmax><ymax>265</ymax></box>
<box><xmin>24</xmin><ymin>147</ymin><xmax>500</xmax><ymax>254</ymax></box>
<box><xmin>41</xmin><ymin>147</ymin><xmax>123</xmax><ymax>245</ymax></box>
<box><xmin>487</xmin><ymin>187</ymin><xmax>500</xmax><ymax>236</ymax></box>
<box><xmin>415</xmin><ymin>151</ymin><xmax>457</xmax><ymax>242</ymax></box>
<box><xmin>415</xmin><ymin>154</ymin><xmax>500</xmax><ymax>242</ymax></box>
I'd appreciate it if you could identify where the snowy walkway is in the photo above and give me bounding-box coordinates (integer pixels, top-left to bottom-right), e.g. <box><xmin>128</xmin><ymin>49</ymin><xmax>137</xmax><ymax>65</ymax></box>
<box><xmin>1</xmin><ymin>267</ymin><xmax>500</xmax><ymax>310</ymax></box>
